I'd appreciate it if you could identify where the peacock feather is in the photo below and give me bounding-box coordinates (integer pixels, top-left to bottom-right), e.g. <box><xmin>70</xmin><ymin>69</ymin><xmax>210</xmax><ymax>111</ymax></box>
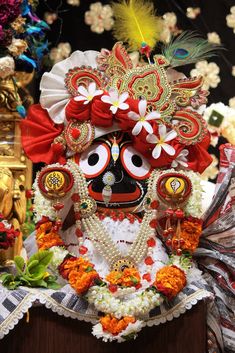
<box><xmin>162</xmin><ymin>31</ymin><xmax>222</xmax><ymax>68</ymax></box>
<box><xmin>112</xmin><ymin>0</ymin><xmax>162</xmax><ymax>51</ymax></box>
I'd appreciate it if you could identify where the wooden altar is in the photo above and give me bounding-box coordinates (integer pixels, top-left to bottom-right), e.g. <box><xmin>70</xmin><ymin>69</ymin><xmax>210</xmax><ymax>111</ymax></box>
<box><xmin>1</xmin><ymin>302</ymin><xmax>207</xmax><ymax>353</ymax></box>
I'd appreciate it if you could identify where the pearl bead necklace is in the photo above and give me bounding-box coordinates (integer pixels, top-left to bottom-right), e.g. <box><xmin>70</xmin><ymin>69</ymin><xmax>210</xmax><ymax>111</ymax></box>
<box><xmin>67</xmin><ymin>160</ymin><xmax>158</xmax><ymax>269</ymax></box>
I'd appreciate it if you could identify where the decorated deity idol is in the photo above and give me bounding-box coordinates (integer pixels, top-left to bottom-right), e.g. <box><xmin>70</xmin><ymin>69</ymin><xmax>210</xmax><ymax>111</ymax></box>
<box><xmin>20</xmin><ymin>1</ymin><xmax>234</xmax><ymax>346</ymax></box>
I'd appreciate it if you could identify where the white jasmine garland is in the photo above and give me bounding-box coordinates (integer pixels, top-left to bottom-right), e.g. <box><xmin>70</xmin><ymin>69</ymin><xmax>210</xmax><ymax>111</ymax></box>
<box><xmin>86</xmin><ymin>286</ymin><xmax>163</xmax><ymax>318</ymax></box>
<box><xmin>32</xmin><ymin>178</ymin><xmax>57</xmax><ymax>222</ymax></box>
<box><xmin>50</xmin><ymin>246</ymin><xmax>69</xmax><ymax>270</ymax></box>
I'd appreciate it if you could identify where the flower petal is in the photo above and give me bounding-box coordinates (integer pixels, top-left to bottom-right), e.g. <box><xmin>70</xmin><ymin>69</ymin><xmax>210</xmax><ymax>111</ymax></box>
<box><xmin>119</xmin><ymin>102</ymin><xmax>129</xmax><ymax>110</ymax></box>
<box><xmin>128</xmin><ymin>111</ymin><xmax>140</xmax><ymax>121</ymax></box>
<box><xmin>74</xmin><ymin>96</ymin><xmax>86</xmax><ymax>101</ymax></box>
<box><xmin>145</xmin><ymin>111</ymin><xmax>161</xmax><ymax>120</ymax></box>
<box><xmin>152</xmin><ymin>144</ymin><xmax>161</xmax><ymax>159</ymax></box>
<box><xmin>77</xmin><ymin>85</ymin><xmax>88</xmax><ymax>97</ymax></box>
<box><xmin>93</xmin><ymin>89</ymin><xmax>103</xmax><ymax>97</ymax></box>
<box><xmin>109</xmin><ymin>88</ymin><xmax>119</xmax><ymax>101</ymax></box>
<box><xmin>138</xmin><ymin>100</ymin><xmax>147</xmax><ymax>117</ymax></box>
<box><xmin>146</xmin><ymin>134</ymin><xmax>158</xmax><ymax>144</ymax></box>
<box><xmin>162</xmin><ymin>143</ymin><xmax>176</xmax><ymax>156</ymax></box>
<box><xmin>180</xmin><ymin>149</ymin><xmax>189</xmax><ymax>157</ymax></box>
<box><xmin>164</xmin><ymin>129</ymin><xmax>177</xmax><ymax>142</ymax></box>
<box><xmin>179</xmin><ymin>160</ymin><xmax>188</xmax><ymax>167</ymax></box>
<box><xmin>143</xmin><ymin>121</ymin><xmax>153</xmax><ymax>134</ymax></box>
<box><xmin>88</xmin><ymin>82</ymin><xmax>96</xmax><ymax>95</ymax></box>
<box><xmin>110</xmin><ymin>105</ymin><xmax>118</xmax><ymax>114</ymax></box>
<box><xmin>119</xmin><ymin>92</ymin><xmax>129</xmax><ymax>103</ymax></box>
<box><xmin>171</xmin><ymin>160</ymin><xmax>178</xmax><ymax>168</ymax></box>
<box><xmin>158</xmin><ymin>124</ymin><xmax>167</xmax><ymax>138</ymax></box>
<box><xmin>101</xmin><ymin>95</ymin><xmax>112</xmax><ymax>104</ymax></box>
<box><xmin>132</xmin><ymin>122</ymin><xmax>142</xmax><ymax>136</ymax></box>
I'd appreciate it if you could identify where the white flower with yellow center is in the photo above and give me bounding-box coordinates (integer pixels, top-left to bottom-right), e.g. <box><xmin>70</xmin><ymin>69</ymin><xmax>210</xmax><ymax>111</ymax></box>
<box><xmin>128</xmin><ymin>100</ymin><xmax>161</xmax><ymax>136</ymax></box>
<box><xmin>101</xmin><ymin>88</ymin><xmax>129</xmax><ymax>114</ymax></box>
<box><xmin>146</xmin><ymin>125</ymin><xmax>177</xmax><ymax>159</ymax></box>
<box><xmin>74</xmin><ymin>82</ymin><xmax>103</xmax><ymax>105</ymax></box>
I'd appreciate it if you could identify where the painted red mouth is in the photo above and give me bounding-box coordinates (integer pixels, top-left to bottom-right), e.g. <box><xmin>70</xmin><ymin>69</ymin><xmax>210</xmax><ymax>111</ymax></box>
<box><xmin>88</xmin><ymin>183</ymin><xmax>141</xmax><ymax>203</ymax></box>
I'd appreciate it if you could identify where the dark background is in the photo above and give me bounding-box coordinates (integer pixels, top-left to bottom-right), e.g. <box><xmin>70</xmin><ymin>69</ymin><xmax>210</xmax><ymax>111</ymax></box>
<box><xmin>35</xmin><ymin>0</ymin><xmax>235</xmax><ymax>105</ymax></box>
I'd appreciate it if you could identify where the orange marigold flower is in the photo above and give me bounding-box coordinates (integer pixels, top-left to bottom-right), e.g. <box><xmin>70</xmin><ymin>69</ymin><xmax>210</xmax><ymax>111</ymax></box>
<box><xmin>121</xmin><ymin>267</ymin><xmax>141</xmax><ymax>287</ymax></box>
<box><xmin>172</xmin><ymin>219</ymin><xmax>202</xmax><ymax>253</ymax></box>
<box><xmin>100</xmin><ymin>315</ymin><xmax>135</xmax><ymax>335</ymax></box>
<box><xmin>68</xmin><ymin>269</ymin><xmax>99</xmax><ymax>294</ymax></box>
<box><xmin>106</xmin><ymin>267</ymin><xmax>141</xmax><ymax>287</ymax></box>
<box><xmin>154</xmin><ymin>265</ymin><xmax>186</xmax><ymax>299</ymax></box>
<box><xmin>106</xmin><ymin>271</ymin><xmax>123</xmax><ymax>285</ymax></box>
<box><xmin>36</xmin><ymin>221</ymin><xmax>64</xmax><ymax>249</ymax></box>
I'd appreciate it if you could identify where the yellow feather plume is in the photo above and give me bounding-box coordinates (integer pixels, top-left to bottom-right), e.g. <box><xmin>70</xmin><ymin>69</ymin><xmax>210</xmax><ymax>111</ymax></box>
<box><xmin>112</xmin><ymin>0</ymin><xmax>162</xmax><ymax>51</ymax></box>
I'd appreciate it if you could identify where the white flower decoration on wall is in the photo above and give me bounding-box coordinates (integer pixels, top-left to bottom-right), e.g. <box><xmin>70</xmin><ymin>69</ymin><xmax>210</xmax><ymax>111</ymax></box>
<box><xmin>67</xmin><ymin>0</ymin><xmax>80</xmax><ymax>6</ymax></box>
<box><xmin>49</xmin><ymin>42</ymin><xmax>71</xmax><ymax>64</ymax></box>
<box><xmin>75</xmin><ymin>82</ymin><xmax>103</xmax><ymax>104</ymax></box>
<box><xmin>229</xmin><ymin>97</ymin><xmax>235</xmax><ymax>108</ymax></box>
<box><xmin>101</xmin><ymin>88</ymin><xmax>129</xmax><ymax>114</ymax></box>
<box><xmin>190</xmin><ymin>60</ymin><xmax>220</xmax><ymax>90</ymax></box>
<box><xmin>146</xmin><ymin>125</ymin><xmax>177</xmax><ymax>159</ymax></box>
<box><xmin>207</xmin><ymin>32</ymin><xmax>221</xmax><ymax>44</ymax></box>
<box><xmin>85</xmin><ymin>2</ymin><xmax>114</xmax><ymax>34</ymax></box>
<box><xmin>226</xmin><ymin>6</ymin><xmax>235</xmax><ymax>33</ymax></box>
<box><xmin>128</xmin><ymin>100</ymin><xmax>161</xmax><ymax>136</ymax></box>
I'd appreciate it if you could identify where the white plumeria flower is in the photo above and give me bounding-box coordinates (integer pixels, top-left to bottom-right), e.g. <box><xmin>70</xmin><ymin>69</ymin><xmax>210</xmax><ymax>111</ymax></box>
<box><xmin>74</xmin><ymin>82</ymin><xmax>103</xmax><ymax>104</ymax></box>
<box><xmin>101</xmin><ymin>88</ymin><xmax>129</xmax><ymax>114</ymax></box>
<box><xmin>128</xmin><ymin>100</ymin><xmax>161</xmax><ymax>136</ymax></box>
<box><xmin>146</xmin><ymin>124</ymin><xmax>177</xmax><ymax>159</ymax></box>
<box><xmin>171</xmin><ymin>149</ymin><xmax>189</xmax><ymax>168</ymax></box>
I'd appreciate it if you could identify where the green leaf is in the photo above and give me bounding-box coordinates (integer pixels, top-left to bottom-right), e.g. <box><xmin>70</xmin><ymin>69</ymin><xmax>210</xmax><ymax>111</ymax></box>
<box><xmin>24</xmin><ymin>264</ymin><xmax>46</xmax><ymax>281</ymax></box>
<box><xmin>32</xmin><ymin>279</ymin><xmax>48</xmax><ymax>288</ymax></box>
<box><xmin>14</xmin><ymin>256</ymin><xmax>25</xmax><ymax>274</ymax></box>
<box><xmin>28</xmin><ymin>250</ymin><xmax>53</xmax><ymax>268</ymax></box>
<box><xmin>7</xmin><ymin>280</ymin><xmax>21</xmax><ymax>290</ymax></box>
<box><xmin>27</xmin><ymin>259</ymin><xmax>39</xmax><ymax>272</ymax></box>
<box><xmin>85</xmin><ymin>266</ymin><xmax>94</xmax><ymax>273</ymax></box>
<box><xmin>0</xmin><ymin>273</ymin><xmax>12</xmax><ymax>282</ymax></box>
<box><xmin>46</xmin><ymin>282</ymin><xmax>61</xmax><ymax>290</ymax></box>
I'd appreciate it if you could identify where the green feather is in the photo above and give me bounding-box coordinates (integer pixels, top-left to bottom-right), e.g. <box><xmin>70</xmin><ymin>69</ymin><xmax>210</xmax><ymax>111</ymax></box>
<box><xmin>162</xmin><ymin>31</ymin><xmax>222</xmax><ymax>68</ymax></box>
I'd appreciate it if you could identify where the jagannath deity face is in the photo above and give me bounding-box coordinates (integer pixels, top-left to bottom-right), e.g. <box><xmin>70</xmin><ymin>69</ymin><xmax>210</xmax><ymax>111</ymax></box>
<box><xmin>74</xmin><ymin>131</ymin><xmax>151</xmax><ymax>211</ymax></box>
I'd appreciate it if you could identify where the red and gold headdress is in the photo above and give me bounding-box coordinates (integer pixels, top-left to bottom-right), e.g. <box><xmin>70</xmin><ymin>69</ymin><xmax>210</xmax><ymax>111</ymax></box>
<box><xmin>21</xmin><ymin>1</ymin><xmax>218</xmax><ymax>174</ymax></box>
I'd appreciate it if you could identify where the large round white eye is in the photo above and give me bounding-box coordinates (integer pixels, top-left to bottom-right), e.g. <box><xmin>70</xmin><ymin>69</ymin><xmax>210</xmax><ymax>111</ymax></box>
<box><xmin>120</xmin><ymin>145</ymin><xmax>152</xmax><ymax>180</ymax></box>
<box><xmin>78</xmin><ymin>143</ymin><xmax>110</xmax><ymax>178</ymax></box>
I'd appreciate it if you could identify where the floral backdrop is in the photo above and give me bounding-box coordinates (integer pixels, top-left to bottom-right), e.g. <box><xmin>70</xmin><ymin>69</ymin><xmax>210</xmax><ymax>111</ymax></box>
<box><xmin>32</xmin><ymin>0</ymin><xmax>235</xmax><ymax>180</ymax></box>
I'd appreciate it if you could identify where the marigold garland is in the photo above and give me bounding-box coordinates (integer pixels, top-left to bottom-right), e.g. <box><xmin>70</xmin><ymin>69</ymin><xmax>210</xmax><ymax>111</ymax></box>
<box><xmin>100</xmin><ymin>314</ymin><xmax>136</xmax><ymax>335</ymax></box>
<box><xmin>172</xmin><ymin>218</ymin><xmax>202</xmax><ymax>253</ymax></box>
<box><xmin>106</xmin><ymin>267</ymin><xmax>141</xmax><ymax>288</ymax></box>
<box><xmin>36</xmin><ymin>221</ymin><xmax>65</xmax><ymax>250</ymax></box>
<box><xmin>59</xmin><ymin>256</ymin><xmax>100</xmax><ymax>294</ymax></box>
<box><xmin>154</xmin><ymin>265</ymin><xmax>187</xmax><ymax>299</ymax></box>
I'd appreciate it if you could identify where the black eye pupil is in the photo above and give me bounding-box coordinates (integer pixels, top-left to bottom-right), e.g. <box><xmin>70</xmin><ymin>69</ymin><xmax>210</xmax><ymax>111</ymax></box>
<box><xmin>88</xmin><ymin>153</ymin><xmax>99</xmax><ymax>166</ymax></box>
<box><xmin>131</xmin><ymin>155</ymin><xmax>142</xmax><ymax>167</ymax></box>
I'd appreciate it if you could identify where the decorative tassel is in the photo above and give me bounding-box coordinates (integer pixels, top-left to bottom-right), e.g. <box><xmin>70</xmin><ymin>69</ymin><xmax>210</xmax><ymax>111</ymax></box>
<box><xmin>163</xmin><ymin>31</ymin><xmax>222</xmax><ymax>68</ymax></box>
<box><xmin>26</xmin><ymin>310</ymin><xmax>30</xmax><ymax>323</ymax></box>
<box><xmin>112</xmin><ymin>0</ymin><xmax>162</xmax><ymax>53</ymax></box>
